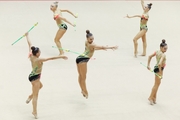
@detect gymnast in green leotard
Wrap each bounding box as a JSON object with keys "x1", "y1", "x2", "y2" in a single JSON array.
[
  {"x1": 126, "y1": 0, "x2": 153, "y2": 57},
  {"x1": 76, "y1": 30, "x2": 118, "y2": 99},
  {"x1": 50, "y1": 1, "x2": 77, "y2": 55},
  {"x1": 25, "y1": 32, "x2": 68, "y2": 119},
  {"x1": 147, "y1": 39, "x2": 168, "y2": 105}
]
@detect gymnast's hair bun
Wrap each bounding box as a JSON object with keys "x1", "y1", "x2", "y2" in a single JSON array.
[
  {"x1": 162, "y1": 39, "x2": 166, "y2": 43},
  {"x1": 86, "y1": 30, "x2": 90, "y2": 34},
  {"x1": 31, "y1": 46, "x2": 35, "y2": 51},
  {"x1": 149, "y1": 3, "x2": 152, "y2": 6}
]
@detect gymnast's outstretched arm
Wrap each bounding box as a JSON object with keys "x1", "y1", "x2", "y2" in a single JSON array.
[
  {"x1": 90, "y1": 44, "x2": 118, "y2": 51},
  {"x1": 60, "y1": 9, "x2": 77, "y2": 18},
  {"x1": 55, "y1": 14, "x2": 76, "y2": 27},
  {"x1": 37, "y1": 55, "x2": 68, "y2": 62},
  {"x1": 126, "y1": 14, "x2": 141, "y2": 18}
]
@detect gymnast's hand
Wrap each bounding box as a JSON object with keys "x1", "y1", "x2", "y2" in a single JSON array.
[
  {"x1": 74, "y1": 15, "x2": 78, "y2": 18},
  {"x1": 60, "y1": 55, "x2": 68, "y2": 60},
  {"x1": 126, "y1": 14, "x2": 130, "y2": 18},
  {"x1": 72, "y1": 24, "x2": 76, "y2": 27},
  {"x1": 111, "y1": 46, "x2": 118, "y2": 50},
  {"x1": 25, "y1": 32, "x2": 29, "y2": 36}
]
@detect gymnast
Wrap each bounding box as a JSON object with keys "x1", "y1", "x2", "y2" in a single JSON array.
[
  {"x1": 126, "y1": 0, "x2": 152, "y2": 57},
  {"x1": 50, "y1": 1, "x2": 77, "y2": 55},
  {"x1": 25, "y1": 32, "x2": 67, "y2": 119},
  {"x1": 76, "y1": 30, "x2": 118, "y2": 99},
  {"x1": 147, "y1": 39, "x2": 167, "y2": 105}
]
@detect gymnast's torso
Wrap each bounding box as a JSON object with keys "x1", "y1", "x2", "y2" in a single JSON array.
[
  {"x1": 29, "y1": 56, "x2": 43, "y2": 75},
  {"x1": 53, "y1": 9, "x2": 64, "y2": 25},
  {"x1": 155, "y1": 50, "x2": 166, "y2": 67},
  {"x1": 140, "y1": 13, "x2": 149, "y2": 25},
  {"x1": 83, "y1": 41, "x2": 95, "y2": 58}
]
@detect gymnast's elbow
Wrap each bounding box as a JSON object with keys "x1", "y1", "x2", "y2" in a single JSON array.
[{"x1": 148, "y1": 55, "x2": 152, "y2": 59}]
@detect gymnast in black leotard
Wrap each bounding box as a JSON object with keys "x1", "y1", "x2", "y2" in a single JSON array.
[
  {"x1": 50, "y1": 1, "x2": 77, "y2": 55},
  {"x1": 24, "y1": 32, "x2": 67, "y2": 119},
  {"x1": 147, "y1": 39, "x2": 167, "y2": 105},
  {"x1": 76, "y1": 30, "x2": 118, "y2": 99}
]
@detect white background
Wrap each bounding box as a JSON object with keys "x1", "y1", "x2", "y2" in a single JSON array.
[{"x1": 0, "y1": 1, "x2": 180, "y2": 120}]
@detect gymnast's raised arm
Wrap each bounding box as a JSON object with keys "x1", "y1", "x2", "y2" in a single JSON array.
[
  {"x1": 141, "y1": 0, "x2": 145, "y2": 11},
  {"x1": 25, "y1": 32, "x2": 32, "y2": 53}
]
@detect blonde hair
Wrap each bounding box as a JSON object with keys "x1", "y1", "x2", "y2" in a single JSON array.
[{"x1": 53, "y1": 1, "x2": 58, "y2": 7}]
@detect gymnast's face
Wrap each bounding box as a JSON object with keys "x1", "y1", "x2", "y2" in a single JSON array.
[
  {"x1": 36, "y1": 50, "x2": 41, "y2": 57},
  {"x1": 161, "y1": 46, "x2": 168, "y2": 53},
  {"x1": 50, "y1": 4, "x2": 56, "y2": 11},
  {"x1": 144, "y1": 6, "x2": 150, "y2": 12},
  {"x1": 87, "y1": 36, "x2": 94, "y2": 44}
]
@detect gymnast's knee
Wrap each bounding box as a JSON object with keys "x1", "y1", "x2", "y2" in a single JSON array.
[
  {"x1": 54, "y1": 38, "x2": 58, "y2": 43},
  {"x1": 133, "y1": 39, "x2": 137, "y2": 43},
  {"x1": 54, "y1": 38, "x2": 61, "y2": 43},
  {"x1": 82, "y1": 75, "x2": 87, "y2": 80}
]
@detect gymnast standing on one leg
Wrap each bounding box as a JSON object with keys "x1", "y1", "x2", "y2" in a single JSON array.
[
  {"x1": 76, "y1": 30, "x2": 118, "y2": 99},
  {"x1": 126, "y1": 0, "x2": 152, "y2": 57},
  {"x1": 147, "y1": 39, "x2": 167, "y2": 105},
  {"x1": 25, "y1": 32, "x2": 68, "y2": 119},
  {"x1": 50, "y1": 1, "x2": 77, "y2": 55}
]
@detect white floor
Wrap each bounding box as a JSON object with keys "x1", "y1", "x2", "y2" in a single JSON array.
[{"x1": 1, "y1": 1, "x2": 180, "y2": 120}]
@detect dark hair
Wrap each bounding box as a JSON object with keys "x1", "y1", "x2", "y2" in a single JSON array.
[
  {"x1": 147, "y1": 3, "x2": 152, "y2": 9},
  {"x1": 160, "y1": 39, "x2": 167, "y2": 47},
  {"x1": 31, "y1": 46, "x2": 39, "y2": 56},
  {"x1": 86, "y1": 30, "x2": 93, "y2": 38}
]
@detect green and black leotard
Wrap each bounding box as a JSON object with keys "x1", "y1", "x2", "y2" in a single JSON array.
[{"x1": 76, "y1": 47, "x2": 90, "y2": 64}]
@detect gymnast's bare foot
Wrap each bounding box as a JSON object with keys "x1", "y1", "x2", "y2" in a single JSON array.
[
  {"x1": 81, "y1": 91, "x2": 85, "y2": 97},
  {"x1": 153, "y1": 98, "x2": 156, "y2": 104},
  {"x1": 32, "y1": 112, "x2": 38, "y2": 119},
  {"x1": 26, "y1": 96, "x2": 32, "y2": 104},
  {"x1": 148, "y1": 98, "x2": 154, "y2": 105},
  {"x1": 140, "y1": 53, "x2": 146, "y2": 56},
  {"x1": 134, "y1": 51, "x2": 138, "y2": 58},
  {"x1": 81, "y1": 91, "x2": 88, "y2": 99},
  {"x1": 134, "y1": 53, "x2": 137, "y2": 58}
]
